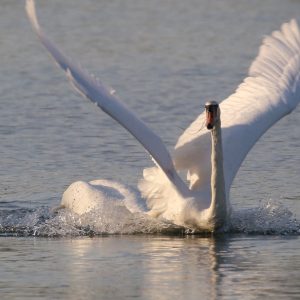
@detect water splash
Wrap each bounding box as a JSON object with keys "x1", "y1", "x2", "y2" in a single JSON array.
[
  {"x1": 0, "y1": 200, "x2": 299, "y2": 237},
  {"x1": 0, "y1": 204, "x2": 184, "y2": 237},
  {"x1": 229, "y1": 201, "x2": 300, "y2": 235}
]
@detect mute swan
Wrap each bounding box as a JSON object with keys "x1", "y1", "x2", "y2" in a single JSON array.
[{"x1": 26, "y1": 0, "x2": 300, "y2": 232}]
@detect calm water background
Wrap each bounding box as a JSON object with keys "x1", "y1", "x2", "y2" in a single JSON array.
[{"x1": 0, "y1": 0, "x2": 300, "y2": 299}]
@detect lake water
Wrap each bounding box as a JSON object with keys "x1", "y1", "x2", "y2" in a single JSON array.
[{"x1": 0, "y1": 0, "x2": 300, "y2": 299}]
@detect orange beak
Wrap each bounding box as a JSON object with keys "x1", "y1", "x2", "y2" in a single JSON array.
[
  {"x1": 206, "y1": 110, "x2": 215, "y2": 130},
  {"x1": 205, "y1": 101, "x2": 219, "y2": 130}
]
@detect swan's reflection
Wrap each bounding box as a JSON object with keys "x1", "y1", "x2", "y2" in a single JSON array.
[
  {"x1": 47, "y1": 235, "x2": 300, "y2": 299},
  {"x1": 61, "y1": 236, "x2": 231, "y2": 300},
  {"x1": 137, "y1": 236, "x2": 224, "y2": 300}
]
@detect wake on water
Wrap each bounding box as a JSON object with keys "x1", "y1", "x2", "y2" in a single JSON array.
[{"x1": 0, "y1": 195, "x2": 299, "y2": 237}]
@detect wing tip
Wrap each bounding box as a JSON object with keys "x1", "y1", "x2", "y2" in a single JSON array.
[
  {"x1": 249, "y1": 18, "x2": 300, "y2": 77},
  {"x1": 287, "y1": 18, "x2": 299, "y2": 31},
  {"x1": 25, "y1": 0, "x2": 40, "y2": 33}
]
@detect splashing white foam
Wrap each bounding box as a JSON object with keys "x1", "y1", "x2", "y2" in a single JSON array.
[
  {"x1": 0, "y1": 199, "x2": 299, "y2": 236},
  {"x1": 229, "y1": 201, "x2": 300, "y2": 235}
]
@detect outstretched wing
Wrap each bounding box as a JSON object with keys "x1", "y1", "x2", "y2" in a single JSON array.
[
  {"x1": 26, "y1": 0, "x2": 190, "y2": 197},
  {"x1": 174, "y1": 19, "x2": 300, "y2": 193}
]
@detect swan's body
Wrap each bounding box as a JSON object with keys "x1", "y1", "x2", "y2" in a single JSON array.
[
  {"x1": 26, "y1": 0, "x2": 300, "y2": 231},
  {"x1": 61, "y1": 179, "x2": 146, "y2": 215}
]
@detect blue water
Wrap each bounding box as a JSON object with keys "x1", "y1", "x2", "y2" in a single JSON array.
[{"x1": 0, "y1": 0, "x2": 300, "y2": 299}]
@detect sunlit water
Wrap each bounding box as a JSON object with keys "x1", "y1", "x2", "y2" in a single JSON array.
[{"x1": 0, "y1": 0, "x2": 300, "y2": 299}]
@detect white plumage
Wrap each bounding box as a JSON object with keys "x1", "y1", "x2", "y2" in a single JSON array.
[
  {"x1": 26, "y1": 0, "x2": 300, "y2": 231},
  {"x1": 174, "y1": 19, "x2": 300, "y2": 193}
]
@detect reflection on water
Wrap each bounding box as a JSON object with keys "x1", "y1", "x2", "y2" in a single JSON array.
[
  {"x1": 138, "y1": 237, "x2": 221, "y2": 300},
  {"x1": 0, "y1": 236, "x2": 299, "y2": 299}
]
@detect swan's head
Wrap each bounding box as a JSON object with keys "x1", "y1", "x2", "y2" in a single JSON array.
[{"x1": 205, "y1": 101, "x2": 220, "y2": 130}]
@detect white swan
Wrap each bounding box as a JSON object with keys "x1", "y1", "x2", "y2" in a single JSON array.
[{"x1": 26, "y1": 0, "x2": 300, "y2": 232}]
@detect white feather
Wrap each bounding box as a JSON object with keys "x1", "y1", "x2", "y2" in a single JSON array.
[
  {"x1": 174, "y1": 19, "x2": 300, "y2": 195},
  {"x1": 26, "y1": 0, "x2": 190, "y2": 199},
  {"x1": 26, "y1": 0, "x2": 300, "y2": 230}
]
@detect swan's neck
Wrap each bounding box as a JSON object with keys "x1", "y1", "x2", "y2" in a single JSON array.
[{"x1": 208, "y1": 121, "x2": 227, "y2": 229}]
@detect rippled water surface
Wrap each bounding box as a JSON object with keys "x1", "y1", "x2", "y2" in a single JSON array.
[{"x1": 0, "y1": 0, "x2": 300, "y2": 299}]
